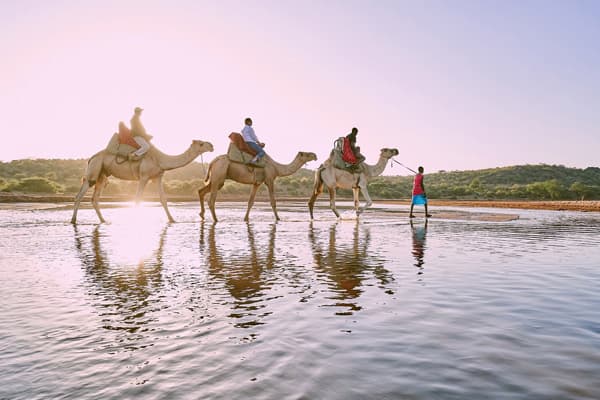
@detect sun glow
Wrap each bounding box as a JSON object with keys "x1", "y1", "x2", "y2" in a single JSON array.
[{"x1": 103, "y1": 204, "x2": 167, "y2": 266}]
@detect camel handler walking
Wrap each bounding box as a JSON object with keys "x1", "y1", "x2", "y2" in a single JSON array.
[
  {"x1": 129, "y1": 107, "x2": 153, "y2": 161},
  {"x1": 409, "y1": 166, "x2": 432, "y2": 218}
]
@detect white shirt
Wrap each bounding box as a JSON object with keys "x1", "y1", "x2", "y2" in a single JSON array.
[{"x1": 241, "y1": 124, "x2": 259, "y2": 143}]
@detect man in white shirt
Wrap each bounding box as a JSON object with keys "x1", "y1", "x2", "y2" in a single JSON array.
[
  {"x1": 241, "y1": 117, "x2": 265, "y2": 165},
  {"x1": 129, "y1": 107, "x2": 153, "y2": 161}
]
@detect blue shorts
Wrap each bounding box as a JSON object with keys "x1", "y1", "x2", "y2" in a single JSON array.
[{"x1": 412, "y1": 194, "x2": 428, "y2": 205}]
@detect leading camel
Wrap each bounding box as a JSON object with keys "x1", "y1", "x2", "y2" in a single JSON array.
[
  {"x1": 71, "y1": 140, "x2": 214, "y2": 224},
  {"x1": 308, "y1": 147, "x2": 399, "y2": 219},
  {"x1": 198, "y1": 151, "x2": 317, "y2": 222}
]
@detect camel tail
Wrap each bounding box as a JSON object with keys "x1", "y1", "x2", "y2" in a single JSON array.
[
  {"x1": 88, "y1": 150, "x2": 103, "y2": 164},
  {"x1": 204, "y1": 162, "x2": 213, "y2": 184},
  {"x1": 313, "y1": 165, "x2": 324, "y2": 194}
]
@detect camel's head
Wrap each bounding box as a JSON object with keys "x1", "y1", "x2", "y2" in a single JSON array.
[
  {"x1": 192, "y1": 140, "x2": 214, "y2": 154},
  {"x1": 381, "y1": 148, "x2": 399, "y2": 159},
  {"x1": 298, "y1": 151, "x2": 318, "y2": 163}
]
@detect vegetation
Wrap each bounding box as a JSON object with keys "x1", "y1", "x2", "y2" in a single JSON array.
[{"x1": 1, "y1": 159, "x2": 599, "y2": 200}]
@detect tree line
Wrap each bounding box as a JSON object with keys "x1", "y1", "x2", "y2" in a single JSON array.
[{"x1": 1, "y1": 159, "x2": 599, "y2": 200}]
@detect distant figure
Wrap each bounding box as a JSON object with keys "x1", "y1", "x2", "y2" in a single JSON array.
[
  {"x1": 409, "y1": 166, "x2": 432, "y2": 218},
  {"x1": 241, "y1": 117, "x2": 266, "y2": 165},
  {"x1": 129, "y1": 107, "x2": 153, "y2": 161},
  {"x1": 345, "y1": 127, "x2": 365, "y2": 165}
]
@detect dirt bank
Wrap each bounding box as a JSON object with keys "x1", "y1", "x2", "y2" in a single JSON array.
[{"x1": 377, "y1": 199, "x2": 600, "y2": 212}]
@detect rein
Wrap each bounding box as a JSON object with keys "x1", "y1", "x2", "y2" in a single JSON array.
[{"x1": 391, "y1": 158, "x2": 417, "y2": 174}]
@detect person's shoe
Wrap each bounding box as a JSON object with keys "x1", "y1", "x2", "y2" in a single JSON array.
[{"x1": 409, "y1": 214, "x2": 415, "y2": 218}]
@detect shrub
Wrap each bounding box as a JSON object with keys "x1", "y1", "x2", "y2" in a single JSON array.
[{"x1": 3, "y1": 177, "x2": 64, "y2": 193}]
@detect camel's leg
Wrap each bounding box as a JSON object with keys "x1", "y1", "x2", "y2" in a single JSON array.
[
  {"x1": 244, "y1": 184, "x2": 260, "y2": 222},
  {"x1": 208, "y1": 183, "x2": 222, "y2": 222},
  {"x1": 71, "y1": 179, "x2": 90, "y2": 224},
  {"x1": 198, "y1": 183, "x2": 211, "y2": 220},
  {"x1": 135, "y1": 178, "x2": 149, "y2": 204},
  {"x1": 353, "y1": 186, "x2": 361, "y2": 216},
  {"x1": 357, "y1": 180, "x2": 373, "y2": 215},
  {"x1": 156, "y1": 175, "x2": 175, "y2": 223},
  {"x1": 308, "y1": 175, "x2": 324, "y2": 220},
  {"x1": 265, "y1": 181, "x2": 280, "y2": 221},
  {"x1": 91, "y1": 175, "x2": 107, "y2": 223},
  {"x1": 328, "y1": 187, "x2": 340, "y2": 218}
]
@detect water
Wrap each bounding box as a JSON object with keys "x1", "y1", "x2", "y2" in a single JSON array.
[{"x1": 1, "y1": 201, "x2": 599, "y2": 400}]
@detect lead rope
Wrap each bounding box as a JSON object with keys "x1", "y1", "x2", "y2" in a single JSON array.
[{"x1": 391, "y1": 158, "x2": 417, "y2": 174}]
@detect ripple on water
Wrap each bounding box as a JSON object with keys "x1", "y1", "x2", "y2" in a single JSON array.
[{"x1": 1, "y1": 203, "x2": 600, "y2": 399}]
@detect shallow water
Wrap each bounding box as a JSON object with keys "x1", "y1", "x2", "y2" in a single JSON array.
[{"x1": 1, "y1": 201, "x2": 599, "y2": 400}]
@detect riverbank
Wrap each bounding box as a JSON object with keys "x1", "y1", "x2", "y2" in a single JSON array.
[
  {"x1": 1, "y1": 193, "x2": 599, "y2": 212},
  {"x1": 378, "y1": 199, "x2": 600, "y2": 212}
]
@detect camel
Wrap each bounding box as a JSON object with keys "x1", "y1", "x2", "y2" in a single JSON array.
[
  {"x1": 308, "y1": 147, "x2": 399, "y2": 219},
  {"x1": 71, "y1": 140, "x2": 214, "y2": 224},
  {"x1": 198, "y1": 151, "x2": 317, "y2": 222}
]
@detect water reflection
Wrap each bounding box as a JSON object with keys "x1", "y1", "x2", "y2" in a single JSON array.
[
  {"x1": 200, "y1": 222, "x2": 276, "y2": 329},
  {"x1": 73, "y1": 224, "x2": 168, "y2": 350},
  {"x1": 308, "y1": 221, "x2": 393, "y2": 315},
  {"x1": 410, "y1": 219, "x2": 428, "y2": 275}
]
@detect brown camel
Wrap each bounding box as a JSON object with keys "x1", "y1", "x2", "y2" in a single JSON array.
[
  {"x1": 71, "y1": 140, "x2": 214, "y2": 224},
  {"x1": 198, "y1": 151, "x2": 317, "y2": 222},
  {"x1": 308, "y1": 147, "x2": 399, "y2": 219}
]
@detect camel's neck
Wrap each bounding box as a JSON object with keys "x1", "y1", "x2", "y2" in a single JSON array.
[
  {"x1": 265, "y1": 154, "x2": 305, "y2": 177},
  {"x1": 153, "y1": 145, "x2": 198, "y2": 171},
  {"x1": 364, "y1": 156, "x2": 390, "y2": 177}
]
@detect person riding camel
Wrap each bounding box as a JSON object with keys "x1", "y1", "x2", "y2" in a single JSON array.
[
  {"x1": 241, "y1": 117, "x2": 266, "y2": 166},
  {"x1": 129, "y1": 107, "x2": 153, "y2": 161},
  {"x1": 346, "y1": 127, "x2": 365, "y2": 163},
  {"x1": 342, "y1": 127, "x2": 365, "y2": 171}
]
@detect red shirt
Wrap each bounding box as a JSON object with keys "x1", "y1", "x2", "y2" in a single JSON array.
[{"x1": 412, "y1": 173, "x2": 424, "y2": 195}]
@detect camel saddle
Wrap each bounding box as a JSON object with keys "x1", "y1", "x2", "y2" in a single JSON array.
[
  {"x1": 331, "y1": 137, "x2": 362, "y2": 172},
  {"x1": 227, "y1": 132, "x2": 266, "y2": 167},
  {"x1": 105, "y1": 122, "x2": 143, "y2": 159}
]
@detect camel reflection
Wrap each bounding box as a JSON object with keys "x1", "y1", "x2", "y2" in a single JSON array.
[
  {"x1": 308, "y1": 221, "x2": 392, "y2": 315},
  {"x1": 411, "y1": 219, "x2": 427, "y2": 274},
  {"x1": 200, "y1": 221, "x2": 276, "y2": 329},
  {"x1": 73, "y1": 223, "x2": 167, "y2": 348}
]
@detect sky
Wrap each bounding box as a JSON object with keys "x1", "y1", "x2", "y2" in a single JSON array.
[{"x1": 1, "y1": 0, "x2": 599, "y2": 175}]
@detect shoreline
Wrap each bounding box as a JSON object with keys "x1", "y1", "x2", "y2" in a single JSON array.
[
  {"x1": 378, "y1": 199, "x2": 600, "y2": 212},
  {"x1": 1, "y1": 193, "x2": 599, "y2": 212}
]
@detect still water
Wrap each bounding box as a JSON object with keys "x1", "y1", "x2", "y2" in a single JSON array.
[{"x1": 1, "y1": 201, "x2": 599, "y2": 400}]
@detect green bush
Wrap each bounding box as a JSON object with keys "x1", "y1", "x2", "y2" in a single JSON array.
[{"x1": 3, "y1": 177, "x2": 64, "y2": 193}]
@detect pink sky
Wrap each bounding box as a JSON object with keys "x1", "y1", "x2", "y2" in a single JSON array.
[{"x1": 1, "y1": 0, "x2": 599, "y2": 175}]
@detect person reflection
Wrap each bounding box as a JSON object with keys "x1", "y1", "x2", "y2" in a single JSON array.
[
  {"x1": 73, "y1": 224, "x2": 167, "y2": 348},
  {"x1": 200, "y1": 221, "x2": 276, "y2": 329},
  {"x1": 410, "y1": 219, "x2": 427, "y2": 275},
  {"x1": 308, "y1": 221, "x2": 392, "y2": 315}
]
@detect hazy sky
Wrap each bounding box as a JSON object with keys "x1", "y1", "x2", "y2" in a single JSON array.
[{"x1": 1, "y1": 0, "x2": 599, "y2": 175}]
